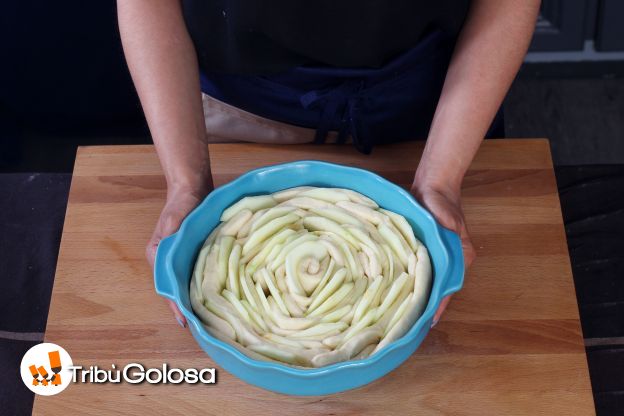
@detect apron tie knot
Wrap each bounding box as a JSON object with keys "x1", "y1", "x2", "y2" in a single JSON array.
[{"x1": 299, "y1": 80, "x2": 367, "y2": 150}]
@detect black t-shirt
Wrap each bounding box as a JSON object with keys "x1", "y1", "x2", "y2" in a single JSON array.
[{"x1": 182, "y1": 0, "x2": 470, "y2": 75}]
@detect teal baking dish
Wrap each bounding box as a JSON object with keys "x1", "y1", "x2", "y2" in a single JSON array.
[{"x1": 154, "y1": 160, "x2": 464, "y2": 395}]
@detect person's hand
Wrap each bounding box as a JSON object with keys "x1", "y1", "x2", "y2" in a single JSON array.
[
  {"x1": 410, "y1": 182, "x2": 476, "y2": 326},
  {"x1": 146, "y1": 185, "x2": 210, "y2": 328}
]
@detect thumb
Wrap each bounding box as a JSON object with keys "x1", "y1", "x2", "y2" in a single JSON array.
[
  {"x1": 432, "y1": 296, "x2": 451, "y2": 327},
  {"x1": 146, "y1": 205, "x2": 187, "y2": 267},
  {"x1": 147, "y1": 207, "x2": 190, "y2": 328},
  {"x1": 146, "y1": 236, "x2": 159, "y2": 269},
  {"x1": 458, "y1": 220, "x2": 476, "y2": 269},
  {"x1": 168, "y1": 300, "x2": 187, "y2": 328}
]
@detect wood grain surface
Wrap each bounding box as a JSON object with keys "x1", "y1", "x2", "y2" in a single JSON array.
[{"x1": 34, "y1": 139, "x2": 595, "y2": 415}]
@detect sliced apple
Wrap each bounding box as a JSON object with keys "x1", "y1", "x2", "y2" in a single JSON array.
[{"x1": 221, "y1": 195, "x2": 276, "y2": 222}]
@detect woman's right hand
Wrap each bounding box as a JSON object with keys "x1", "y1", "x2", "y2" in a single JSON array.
[{"x1": 146, "y1": 185, "x2": 210, "y2": 328}]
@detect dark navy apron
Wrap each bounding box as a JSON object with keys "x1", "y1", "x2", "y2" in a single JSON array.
[{"x1": 200, "y1": 30, "x2": 504, "y2": 154}]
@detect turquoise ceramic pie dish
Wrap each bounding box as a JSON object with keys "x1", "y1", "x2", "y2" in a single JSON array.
[{"x1": 155, "y1": 160, "x2": 464, "y2": 395}]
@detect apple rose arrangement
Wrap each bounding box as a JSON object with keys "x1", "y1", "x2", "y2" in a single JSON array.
[{"x1": 189, "y1": 187, "x2": 432, "y2": 368}]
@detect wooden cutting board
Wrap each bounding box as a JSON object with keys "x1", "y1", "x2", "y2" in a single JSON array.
[{"x1": 33, "y1": 139, "x2": 595, "y2": 415}]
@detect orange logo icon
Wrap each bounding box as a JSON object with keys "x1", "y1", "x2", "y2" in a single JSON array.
[
  {"x1": 21, "y1": 343, "x2": 73, "y2": 395},
  {"x1": 28, "y1": 350, "x2": 63, "y2": 387}
]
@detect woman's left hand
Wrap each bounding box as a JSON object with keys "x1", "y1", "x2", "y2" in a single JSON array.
[{"x1": 410, "y1": 182, "x2": 476, "y2": 326}]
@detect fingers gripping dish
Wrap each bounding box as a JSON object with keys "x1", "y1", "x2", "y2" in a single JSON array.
[{"x1": 189, "y1": 186, "x2": 432, "y2": 368}]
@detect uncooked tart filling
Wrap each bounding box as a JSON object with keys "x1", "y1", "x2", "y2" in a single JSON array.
[{"x1": 190, "y1": 186, "x2": 432, "y2": 367}]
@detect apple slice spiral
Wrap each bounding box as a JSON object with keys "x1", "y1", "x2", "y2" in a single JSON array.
[{"x1": 190, "y1": 186, "x2": 432, "y2": 367}]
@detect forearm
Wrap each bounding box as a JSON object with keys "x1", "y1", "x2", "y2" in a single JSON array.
[
  {"x1": 414, "y1": 0, "x2": 540, "y2": 194},
  {"x1": 118, "y1": 0, "x2": 212, "y2": 195}
]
